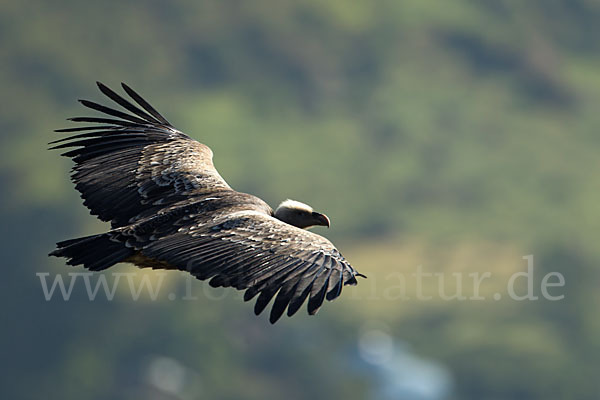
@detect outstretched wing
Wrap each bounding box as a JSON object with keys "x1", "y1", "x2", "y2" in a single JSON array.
[
  {"x1": 50, "y1": 82, "x2": 232, "y2": 228},
  {"x1": 120, "y1": 209, "x2": 363, "y2": 323}
]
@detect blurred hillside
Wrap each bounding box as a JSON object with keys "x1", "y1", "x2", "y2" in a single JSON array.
[{"x1": 1, "y1": 1, "x2": 599, "y2": 399}]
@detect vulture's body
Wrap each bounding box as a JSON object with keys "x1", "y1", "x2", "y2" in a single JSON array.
[{"x1": 50, "y1": 82, "x2": 363, "y2": 323}]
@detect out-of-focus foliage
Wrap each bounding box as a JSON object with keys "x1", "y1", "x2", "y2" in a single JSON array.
[{"x1": 1, "y1": 0, "x2": 599, "y2": 399}]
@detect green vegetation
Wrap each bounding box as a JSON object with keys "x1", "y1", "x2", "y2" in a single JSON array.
[{"x1": 1, "y1": 1, "x2": 598, "y2": 399}]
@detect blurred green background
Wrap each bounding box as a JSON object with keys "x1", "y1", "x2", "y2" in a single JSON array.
[{"x1": 2, "y1": 0, "x2": 599, "y2": 399}]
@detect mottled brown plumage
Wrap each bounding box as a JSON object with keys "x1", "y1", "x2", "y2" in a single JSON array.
[{"x1": 49, "y1": 82, "x2": 364, "y2": 323}]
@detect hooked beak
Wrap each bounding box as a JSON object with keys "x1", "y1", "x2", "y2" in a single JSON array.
[{"x1": 312, "y1": 212, "x2": 330, "y2": 228}]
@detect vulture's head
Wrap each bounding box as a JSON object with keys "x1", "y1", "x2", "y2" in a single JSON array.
[{"x1": 274, "y1": 199, "x2": 330, "y2": 229}]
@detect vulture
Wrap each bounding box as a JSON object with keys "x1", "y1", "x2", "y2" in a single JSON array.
[{"x1": 49, "y1": 82, "x2": 364, "y2": 323}]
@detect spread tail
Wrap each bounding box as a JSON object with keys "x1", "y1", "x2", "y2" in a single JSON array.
[{"x1": 49, "y1": 233, "x2": 133, "y2": 271}]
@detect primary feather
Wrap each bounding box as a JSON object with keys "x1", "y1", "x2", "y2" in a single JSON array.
[{"x1": 49, "y1": 82, "x2": 364, "y2": 323}]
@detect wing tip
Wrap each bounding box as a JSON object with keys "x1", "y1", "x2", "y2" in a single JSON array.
[{"x1": 269, "y1": 312, "x2": 283, "y2": 324}]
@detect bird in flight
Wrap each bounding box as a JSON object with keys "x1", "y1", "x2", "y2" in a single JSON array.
[{"x1": 50, "y1": 82, "x2": 364, "y2": 323}]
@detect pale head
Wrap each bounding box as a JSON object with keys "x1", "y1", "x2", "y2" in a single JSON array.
[{"x1": 273, "y1": 199, "x2": 330, "y2": 229}]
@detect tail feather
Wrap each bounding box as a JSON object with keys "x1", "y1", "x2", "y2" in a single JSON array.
[{"x1": 50, "y1": 233, "x2": 133, "y2": 271}]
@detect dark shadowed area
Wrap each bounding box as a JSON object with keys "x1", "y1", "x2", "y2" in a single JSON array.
[{"x1": 1, "y1": 1, "x2": 599, "y2": 399}]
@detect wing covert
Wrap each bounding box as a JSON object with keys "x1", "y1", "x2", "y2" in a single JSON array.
[
  {"x1": 50, "y1": 82, "x2": 231, "y2": 227},
  {"x1": 134, "y1": 210, "x2": 363, "y2": 323}
]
